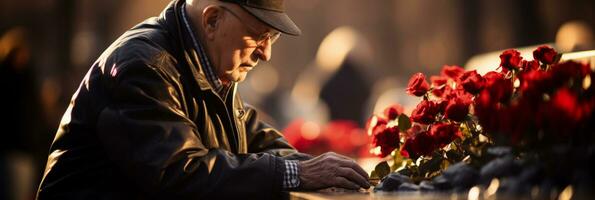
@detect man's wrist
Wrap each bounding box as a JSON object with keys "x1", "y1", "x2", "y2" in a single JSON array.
[{"x1": 283, "y1": 160, "x2": 300, "y2": 189}]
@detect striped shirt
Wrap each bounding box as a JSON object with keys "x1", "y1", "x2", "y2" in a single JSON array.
[{"x1": 181, "y1": 3, "x2": 224, "y2": 94}]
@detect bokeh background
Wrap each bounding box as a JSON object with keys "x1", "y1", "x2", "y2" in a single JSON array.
[{"x1": 0, "y1": 0, "x2": 593, "y2": 199}]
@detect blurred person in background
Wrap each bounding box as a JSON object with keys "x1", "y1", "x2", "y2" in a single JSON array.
[
  {"x1": 36, "y1": 0, "x2": 369, "y2": 199},
  {"x1": 1, "y1": 27, "x2": 51, "y2": 200}
]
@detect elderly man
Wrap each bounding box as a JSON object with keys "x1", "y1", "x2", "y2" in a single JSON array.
[{"x1": 36, "y1": 0, "x2": 369, "y2": 199}]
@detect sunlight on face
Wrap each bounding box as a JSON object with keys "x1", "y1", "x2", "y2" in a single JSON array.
[{"x1": 212, "y1": 5, "x2": 276, "y2": 84}]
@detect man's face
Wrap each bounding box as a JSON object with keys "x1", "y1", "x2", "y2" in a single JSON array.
[{"x1": 209, "y1": 5, "x2": 279, "y2": 83}]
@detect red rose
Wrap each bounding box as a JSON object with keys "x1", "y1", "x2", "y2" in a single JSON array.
[
  {"x1": 475, "y1": 90, "x2": 499, "y2": 132},
  {"x1": 371, "y1": 124, "x2": 400, "y2": 157},
  {"x1": 406, "y1": 73, "x2": 430, "y2": 96},
  {"x1": 539, "y1": 88, "x2": 581, "y2": 136},
  {"x1": 519, "y1": 69, "x2": 551, "y2": 100},
  {"x1": 401, "y1": 131, "x2": 436, "y2": 158},
  {"x1": 521, "y1": 60, "x2": 540, "y2": 71},
  {"x1": 442, "y1": 85, "x2": 472, "y2": 102},
  {"x1": 366, "y1": 115, "x2": 387, "y2": 136},
  {"x1": 444, "y1": 97, "x2": 471, "y2": 122},
  {"x1": 533, "y1": 45, "x2": 558, "y2": 64},
  {"x1": 550, "y1": 88, "x2": 581, "y2": 122},
  {"x1": 430, "y1": 76, "x2": 448, "y2": 97},
  {"x1": 431, "y1": 75, "x2": 448, "y2": 86},
  {"x1": 550, "y1": 61, "x2": 591, "y2": 87},
  {"x1": 410, "y1": 100, "x2": 440, "y2": 124},
  {"x1": 383, "y1": 104, "x2": 405, "y2": 120},
  {"x1": 483, "y1": 71, "x2": 513, "y2": 103},
  {"x1": 499, "y1": 49, "x2": 523, "y2": 70},
  {"x1": 441, "y1": 65, "x2": 465, "y2": 80},
  {"x1": 429, "y1": 123, "x2": 462, "y2": 148},
  {"x1": 436, "y1": 100, "x2": 449, "y2": 114},
  {"x1": 505, "y1": 99, "x2": 535, "y2": 142},
  {"x1": 460, "y1": 70, "x2": 485, "y2": 94},
  {"x1": 433, "y1": 85, "x2": 449, "y2": 99},
  {"x1": 483, "y1": 71, "x2": 504, "y2": 85}
]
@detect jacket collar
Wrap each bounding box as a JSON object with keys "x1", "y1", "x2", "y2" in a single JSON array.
[{"x1": 158, "y1": 0, "x2": 227, "y2": 93}]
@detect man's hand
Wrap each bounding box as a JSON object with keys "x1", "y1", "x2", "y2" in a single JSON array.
[{"x1": 297, "y1": 152, "x2": 370, "y2": 190}]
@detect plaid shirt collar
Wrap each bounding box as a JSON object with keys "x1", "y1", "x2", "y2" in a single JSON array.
[{"x1": 181, "y1": 2, "x2": 226, "y2": 94}]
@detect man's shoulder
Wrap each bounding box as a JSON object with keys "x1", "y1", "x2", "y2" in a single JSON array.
[{"x1": 96, "y1": 18, "x2": 181, "y2": 78}]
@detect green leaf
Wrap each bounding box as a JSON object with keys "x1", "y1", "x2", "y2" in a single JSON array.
[
  {"x1": 398, "y1": 114, "x2": 412, "y2": 132},
  {"x1": 391, "y1": 150, "x2": 412, "y2": 172},
  {"x1": 370, "y1": 170, "x2": 378, "y2": 179},
  {"x1": 371, "y1": 161, "x2": 391, "y2": 180}
]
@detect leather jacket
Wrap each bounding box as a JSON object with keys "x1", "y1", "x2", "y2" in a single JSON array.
[{"x1": 37, "y1": 1, "x2": 310, "y2": 199}]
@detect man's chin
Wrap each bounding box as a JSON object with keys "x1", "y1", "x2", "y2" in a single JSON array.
[{"x1": 225, "y1": 73, "x2": 247, "y2": 83}]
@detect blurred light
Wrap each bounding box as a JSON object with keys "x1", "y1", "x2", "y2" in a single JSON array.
[
  {"x1": 349, "y1": 129, "x2": 368, "y2": 146},
  {"x1": 484, "y1": 178, "x2": 499, "y2": 199},
  {"x1": 372, "y1": 87, "x2": 418, "y2": 116},
  {"x1": 0, "y1": 27, "x2": 30, "y2": 68},
  {"x1": 367, "y1": 116, "x2": 378, "y2": 136},
  {"x1": 561, "y1": 50, "x2": 595, "y2": 60},
  {"x1": 531, "y1": 186, "x2": 540, "y2": 199},
  {"x1": 417, "y1": 36, "x2": 448, "y2": 70},
  {"x1": 71, "y1": 30, "x2": 96, "y2": 67},
  {"x1": 561, "y1": 50, "x2": 595, "y2": 71},
  {"x1": 556, "y1": 21, "x2": 594, "y2": 52},
  {"x1": 280, "y1": 91, "x2": 330, "y2": 127},
  {"x1": 583, "y1": 74, "x2": 591, "y2": 90},
  {"x1": 479, "y1": 134, "x2": 489, "y2": 143},
  {"x1": 41, "y1": 78, "x2": 61, "y2": 113},
  {"x1": 301, "y1": 121, "x2": 321, "y2": 140},
  {"x1": 370, "y1": 146, "x2": 382, "y2": 156},
  {"x1": 291, "y1": 76, "x2": 321, "y2": 108},
  {"x1": 357, "y1": 157, "x2": 382, "y2": 174},
  {"x1": 0, "y1": 28, "x2": 22, "y2": 60},
  {"x1": 315, "y1": 26, "x2": 357, "y2": 73},
  {"x1": 249, "y1": 63, "x2": 279, "y2": 95},
  {"x1": 558, "y1": 185, "x2": 573, "y2": 200},
  {"x1": 468, "y1": 186, "x2": 481, "y2": 200},
  {"x1": 514, "y1": 79, "x2": 520, "y2": 88}
]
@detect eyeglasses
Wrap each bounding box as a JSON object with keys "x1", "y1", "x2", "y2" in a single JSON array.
[{"x1": 219, "y1": 6, "x2": 281, "y2": 47}]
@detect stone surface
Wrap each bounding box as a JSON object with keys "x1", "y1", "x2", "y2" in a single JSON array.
[
  {"x1": 441, "y1": 162, "x2": 479, "y2": 191},
  {"x1": 374, "y1": 173, "x2": 412, "y2": 191},
  {"x1": 430, "y1": 175, "x2": 452, "y2": 191},
  {"x1": 419, "y1": 180, "x2": 436, "y2": 191},
  {"x1": 486, "y1": 146, "x2": 513, "y2": 157},
  {"x1": 479, "y1": 155, "x2": 521, "y2": 184},
  {"x1": 398, "y1": 182, "x2": 420, "y2": 191}
]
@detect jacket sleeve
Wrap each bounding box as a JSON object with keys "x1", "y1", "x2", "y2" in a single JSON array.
[
  {"x1": 96, "y1": 61, "x2": 286, "y2": 199},
  {"x1": 244, "y1": 106, "x2": 313, "y2": 161}
]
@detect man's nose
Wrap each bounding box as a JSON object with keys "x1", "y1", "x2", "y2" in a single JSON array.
[{"x1": 254, "y1": 40, "x2": 272, "y2": 61}]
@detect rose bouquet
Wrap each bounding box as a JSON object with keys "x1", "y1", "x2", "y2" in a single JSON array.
[
  {"x1": 369, "y1": 46, "x2": 595, "y2": 196},
  {"x1": 475, "y1": 47, "x2": 595, "y2": 148},
  {"x1": 368, "y1": 65, "x2": 489, "y2": 182}
]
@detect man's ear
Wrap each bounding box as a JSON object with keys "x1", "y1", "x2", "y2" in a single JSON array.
[{"x1": 202, "y1": 6, "x2": 222, "y2": 40}]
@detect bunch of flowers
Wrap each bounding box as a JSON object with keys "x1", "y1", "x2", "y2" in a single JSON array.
[
  {"x1": 475, "y1": 46, "x2": 595, "y2": 148},
  {"x1": 368, "y1": 65, "x2": 488, "y2": 180},
  {"x1": 368, "y1": 45, "x2": 595, "y2": 182}
]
